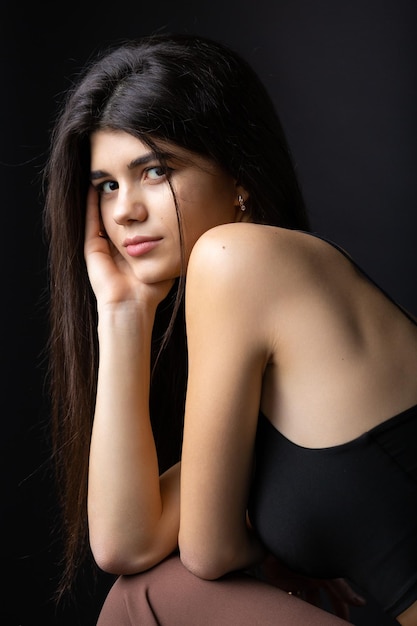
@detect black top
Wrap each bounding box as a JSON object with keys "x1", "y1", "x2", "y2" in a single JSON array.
[
  {"x1": 249, "y1": 405, "x2": 417, "y2": 616},
  {"x1": 248, "y1": 233, "x2": 417, "y2": 617}
]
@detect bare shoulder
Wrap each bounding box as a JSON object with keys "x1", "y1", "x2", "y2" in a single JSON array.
[
  {"x1": 187, "y1": 223, "x2": 339, "y2": 294},
  {"x1": 184, "y1": 224, "x2": 350, "y2": 371}
]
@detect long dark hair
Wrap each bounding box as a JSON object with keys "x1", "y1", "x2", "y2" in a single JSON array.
[{"x1": 43, "y1": 32, "x2": 310, "y2": 600}]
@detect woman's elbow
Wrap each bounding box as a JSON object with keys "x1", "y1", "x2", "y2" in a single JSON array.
[
  {"x1": 90, "y1": 533, "x2": 168, "y2": 576},
  {"x1": 90, "y1": 539, "x2": 141, "y2": 575},
  {"x1": 179, "y1": 539, "x2": 229, "y2": 580}
]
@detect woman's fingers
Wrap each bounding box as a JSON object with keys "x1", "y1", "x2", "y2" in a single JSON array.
[{"x1": 85, "y1": 186, "x2": 108, "y2": 251}]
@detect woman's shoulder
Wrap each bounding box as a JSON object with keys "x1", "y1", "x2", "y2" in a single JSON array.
[
  {"x1": 188, "y1": 223, "x2": 338, "y2": 286},
  {"x1": 191, "y1": 222, "x2": 337, "y2": 254},
  {"x1": 185, "y1": 224, "x2": 351, "y2": 350}
]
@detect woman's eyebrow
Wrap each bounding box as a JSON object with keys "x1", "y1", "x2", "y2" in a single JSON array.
[
  {"x1": 128, "y1": 150, "x2": 182, "y2": 169},
  {"x1": 127, "y1": 152, "x2": 158, "y2": 170}
]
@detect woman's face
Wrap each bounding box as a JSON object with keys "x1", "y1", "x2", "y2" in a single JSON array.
[{"x1": 90, "y1": 130, "x2": 244, "y2": 284}]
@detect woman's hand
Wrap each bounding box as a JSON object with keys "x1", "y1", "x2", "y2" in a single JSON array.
[
  {"x1": 258, "y1": 554, "x2": 366, "y2": 621},
  {"x1": 84, "y1": 185, "x2": 173, "y2": 310}
]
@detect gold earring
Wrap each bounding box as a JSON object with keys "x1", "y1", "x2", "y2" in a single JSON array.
[{"x1": 238, "y1": 194, "x2": 246, "y2": 211}]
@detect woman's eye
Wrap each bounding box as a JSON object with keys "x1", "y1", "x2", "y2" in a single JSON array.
[
  {"x1": 146, "y1": 166, "x2": 168, "y2": 180},
  {"x1": 98, "y1": 180, "x2": 118, "y2": 194}
]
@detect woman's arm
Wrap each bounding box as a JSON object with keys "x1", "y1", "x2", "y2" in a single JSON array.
[
  {"x1": 88, "y1": 306, "x2": 180, "y2": 574},
  {"x1": 179, "y1": 225, "x2": 271, "y2": 579},
  {"x1": 85, "y1": 188, "x2": 179, "y2": 574}
]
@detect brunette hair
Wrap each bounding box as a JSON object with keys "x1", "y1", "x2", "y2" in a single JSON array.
[{"x1": 43, "y1": 32, "x2": 310, "y2": 599}]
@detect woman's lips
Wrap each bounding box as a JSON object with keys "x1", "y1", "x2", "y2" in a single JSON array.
[{"x1": 123, "y1": 236, "x2": 161, "y2": 257}]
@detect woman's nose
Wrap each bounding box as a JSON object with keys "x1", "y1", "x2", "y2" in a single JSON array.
[{"x1": 113, "y1": 188, "x2": 149, "y2": 225}]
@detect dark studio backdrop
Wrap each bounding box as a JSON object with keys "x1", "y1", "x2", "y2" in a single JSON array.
[{"x1": 1, "y1": 1, "x2": 416, "y2": 624}]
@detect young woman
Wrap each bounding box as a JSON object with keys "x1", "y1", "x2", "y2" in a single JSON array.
[{"x1": 43, "y1": 33, "x2": 417, "y2": 625}]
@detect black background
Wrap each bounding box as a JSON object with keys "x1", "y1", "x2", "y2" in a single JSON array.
[{"x1": 1, "y1": 1, "x2": 415, "y2": 624}]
